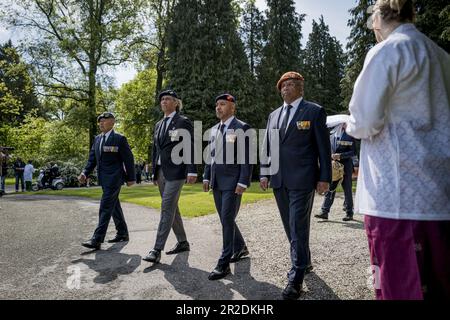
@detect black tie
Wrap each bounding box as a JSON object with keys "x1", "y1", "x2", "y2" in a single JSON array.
[
  {"x1": 159, "y1": 117, "x2": 170, "y2": 143},
  {"x1": 217, "y1": 124, "x2": 226, "y2": 164},
  {"x1": 280, "y1": 105, "x2": 292, "y2": 140},
  {"x1": 99, "y1": 134, "x2": 106, "y2": 155}
]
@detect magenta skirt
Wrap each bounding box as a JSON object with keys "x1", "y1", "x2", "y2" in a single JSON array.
[{"x1": 364, "y1": 215, "x2": 450, "y2": 300}]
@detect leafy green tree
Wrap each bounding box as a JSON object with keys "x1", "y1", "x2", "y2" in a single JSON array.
[
  {"x1": 1, "y1": 0, "x2": 147, "y2": 147},
  {"x1": 9, "y1": 115, "x2": 88, "y2": 166},
  {"x1": 0, "y1": 41, "x2": 40, "y2": 143},
  {"x1": 115, "y1": 68, "x2": 157, "y2": 162}
]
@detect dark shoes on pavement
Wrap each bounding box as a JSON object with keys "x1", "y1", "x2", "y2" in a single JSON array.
[
  {"x1": 107, "y1": 235, "x2": 129, "y2": 243},
  {"x1": 208, "y1": 265, "x2": 231, "y2": 281},
  {"x1": 282, "y1": 283, "x2": 302, "y2": 300},
  {"x1": 343, "y1": 215, "x2": 354, "y2": 221},
  {"x1": 142, "y1": 241, "x2": 189, "y2": 263},
  {"x1": 143, "y1": 249, "x2": 161, "y2": 263},
  {"x1": 166, "y1": 241, "x2": 190, "y2": 255},
  {"x1": 314, "y1": 212, "x2": 329, "y2": 220},
  {"x1": 81, "y1": 239, "x2": 101, "y2": 250},
  {"x1": 230, "y1": 246, "x2": 249, "y2": 263}
]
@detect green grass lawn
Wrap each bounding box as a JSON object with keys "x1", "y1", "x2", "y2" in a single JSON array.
[
  {"x1": 34, "y1": 183, "x2": 275, "y2": 217},
  {"x1": 5, "y1": 178, "x2": 15, "y2": 186},
  {"x1": 29, "y1": 180, "x2": 357, "y2": 218}
]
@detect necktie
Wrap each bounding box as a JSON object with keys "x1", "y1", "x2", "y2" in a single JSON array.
[
  {"x1": 280, "y1": 105, "x2": 292, "y2": 140},
  {"x1": 99, "y1": 134, "x2": 106, "y2": 155},
  {"x1": 216, "y1": 123, "x2": 226, "y2": 164},
  {"x1": 159, "y1": 117, "x2": 170, "y2": 143}
]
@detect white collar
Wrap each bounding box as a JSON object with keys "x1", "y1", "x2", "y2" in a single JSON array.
[
  {"x1": 220, "y1": 115, "x2": 235, "y2": 128},
  {"x1": 164, "y1": 111, "x2": 177, "y2": 120},
  {"x1": 283, "y1": 97, "x2": 303, "y2": 110},
  {"x1": 101, "y1": 129, "x2": 113, "y2": 140}
]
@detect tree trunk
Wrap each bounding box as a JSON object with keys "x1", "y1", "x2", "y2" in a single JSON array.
[{"x1": 88, "y1": 0, "x2": 99, "y2": 148}]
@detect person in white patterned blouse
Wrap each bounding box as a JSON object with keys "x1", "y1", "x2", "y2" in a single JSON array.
[{"x1": 346, "y1": 0, "x2": 450, "y2": 300}]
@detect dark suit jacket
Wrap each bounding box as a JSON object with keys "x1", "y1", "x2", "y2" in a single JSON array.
[
  {"x1": 261, "y1": 99, "x2": 332, "y2": 190},
  {"x1": 151, "y1": 112, "x2": 197, "y2": 181},
  {"x1": 203, "y1": 117, "x2": 252, "y2": 191},
  {"x1": 331, "y1": 130, "x2": 356, "y2": 166},
  {"x1": 83, "y1": 130, "x2": 135, "y2": 187}
]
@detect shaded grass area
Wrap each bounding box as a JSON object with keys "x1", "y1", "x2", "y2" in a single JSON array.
[{"x1": 34, "y1": 183, "x2": 275, "y2": 217}]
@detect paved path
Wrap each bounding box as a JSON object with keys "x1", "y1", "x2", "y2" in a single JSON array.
[{"x1": 0, "y1": 192, "x2": 373, "y2": 300}]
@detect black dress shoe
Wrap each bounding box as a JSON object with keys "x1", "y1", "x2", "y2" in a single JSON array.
[
  {"x1": 81, "y1": 239, "x2": 101, "y2": 250},
  {"x1": 342, "y1": 215, "x2": 353, "y2": 221},
  {"x1": 107, "y1": 235, "x2": 129, "y2": 243},
  {"x1": 166, "y1": 241, "x2": 190, "y2": 255},
  {"x1": 230, "y1": 246, "x2": 249, "y2": 263},
  {"x1": 314, "y1": 212, "x2": 328, "y2": 220},
  {"x1": 282, "y1": 283, "x2": 302, "y2": 300},
  {"x1": 143, "y1": 249, "x2": 161, "y2": 263},
  {"x1": 208, "y1": 265, "x2": 231, "y2": 280}
]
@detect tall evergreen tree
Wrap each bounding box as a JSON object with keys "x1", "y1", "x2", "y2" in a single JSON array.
[
  {"x1": 340, "y1": 0, "x2": 377, "y2": 110},
  {"x1": 303, "y1": 17, "x2": 345, "y2": 114},
  {"x1": 240, "y1": 0, "x2": 265, "y2": 75},
  {"x1": 256, "y1": 0, "x2": 305, "y2": 121},
  {"x1": 415, "y1": 0, "x2": 450, "y2": 52},
  {"x1": 167, "y1": 0, "x2": 254, "y2": 130}
]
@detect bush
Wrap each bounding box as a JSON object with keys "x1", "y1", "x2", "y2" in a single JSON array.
[{"x1": 37, "y1": 160, "x2": 97, "y2": 187}]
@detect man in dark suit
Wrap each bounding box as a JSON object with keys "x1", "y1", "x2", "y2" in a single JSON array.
[
  {"x1": 78, "y1": 112, "x2": 136, "y2": 250},
  {"x1": 143, "y1": 90, "x2": 197, "y2": 264},
  {"x1": 260, "y1": 71, "x2": 331, "y2": 300},
  {"x1": 203, "y1": 93, "x2": 252, "y2": 280},
  {"x1": 316, "y1": 123, "x2": 356, "y2": 221}
]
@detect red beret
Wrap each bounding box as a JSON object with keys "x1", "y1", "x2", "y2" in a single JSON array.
[{"x1": 276, "y1": 71, "x2": 304, "y2": 91}]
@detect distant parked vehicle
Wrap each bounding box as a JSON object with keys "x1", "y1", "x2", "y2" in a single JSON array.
[{"x1": 32, "y1": 165, "x2": 65, "y2": 191}]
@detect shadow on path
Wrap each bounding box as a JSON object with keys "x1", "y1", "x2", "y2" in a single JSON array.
[{"x1": 72, "y1": 242, "x2": 141, "y2": 284}]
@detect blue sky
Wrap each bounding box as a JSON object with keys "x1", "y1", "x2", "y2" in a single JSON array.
[{"x1": 0, "y1": 0, "x2": 358, "y2": 87}]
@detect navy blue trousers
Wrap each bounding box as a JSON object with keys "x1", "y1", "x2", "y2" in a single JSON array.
[
  {"x1": 213, "y1": 189, "x2": 246, "y2": 267},
  {"x1": 92, "y1": 185, "x2": 128, "y2": 242},
  {"x1": 273, "y1": 187, "x2": 315, "y2": 286}
]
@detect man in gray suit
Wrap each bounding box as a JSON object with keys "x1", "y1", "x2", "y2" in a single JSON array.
[
  {"x1": 143, "y1": 90, "x2": 197, "y2": 264},
  {"x1": 203, "y1": 93, "x2": 252, "y2": 280},
  {"x1": 260, "y1": 71, "x2": 331, "y2": 300}
]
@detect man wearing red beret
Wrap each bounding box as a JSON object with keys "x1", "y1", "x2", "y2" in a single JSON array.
[{"x1": 260, "y1": 71, "x2": 331, "y2": 299}]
